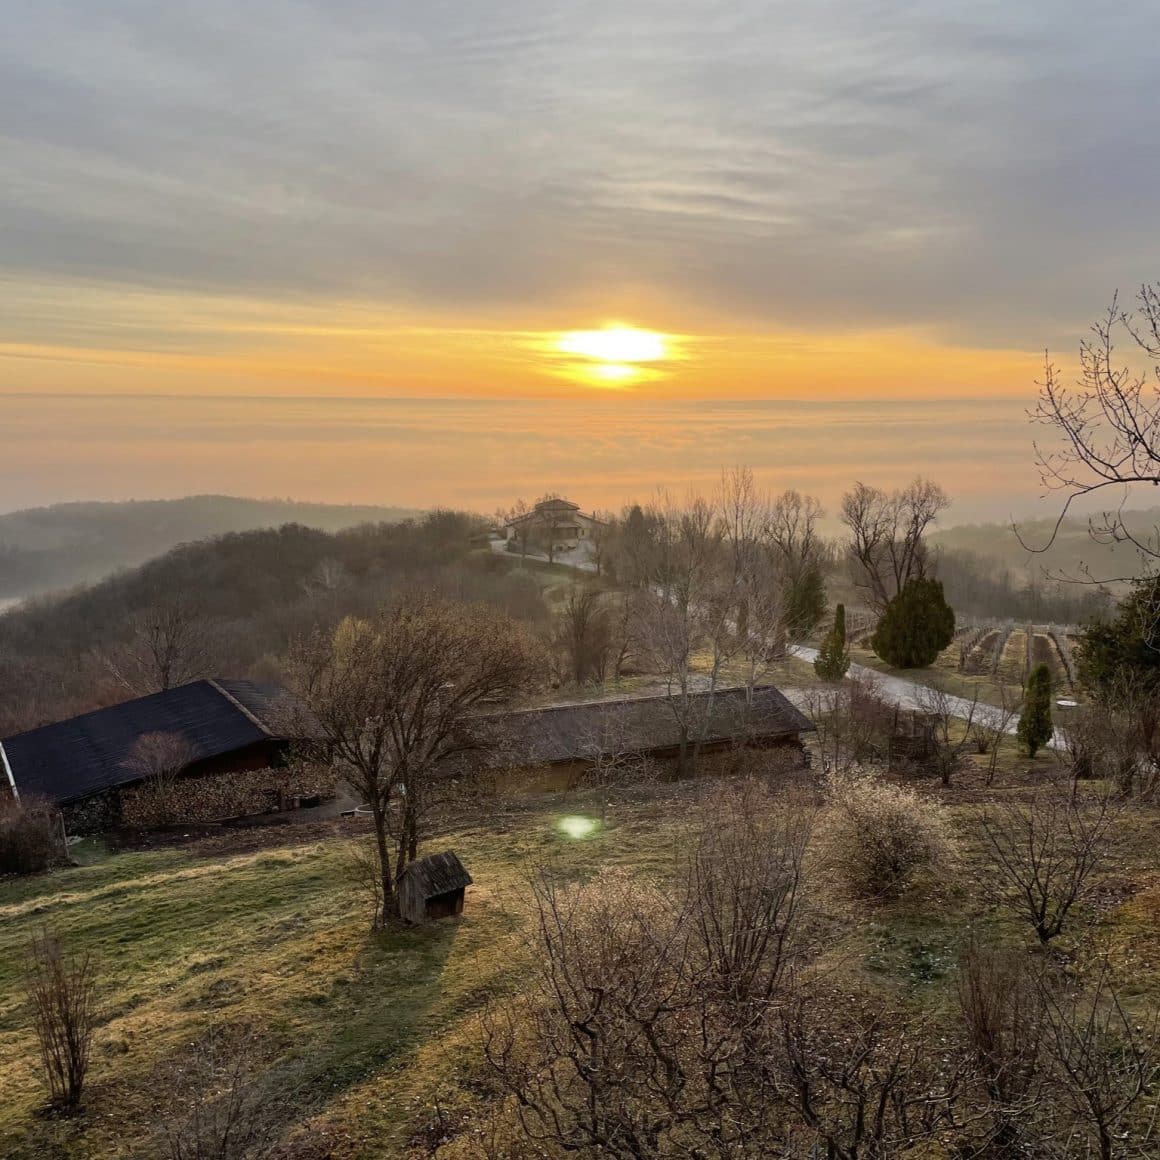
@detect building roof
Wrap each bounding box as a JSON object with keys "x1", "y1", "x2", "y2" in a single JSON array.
[
  {"x1": 0, "y1": 679, "x2": 299, "y2": 805},
  {"x1": 472, "y1": 684, "x2": 812, "y2": 768},
  {"x1": 504, "y1": 497, "x2": 606, "y2": 527},
  {"x1": 398, "y1": 850, "x2": 473, "y2": 899}
]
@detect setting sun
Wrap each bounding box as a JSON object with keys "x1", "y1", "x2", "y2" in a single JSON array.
[
  {"x1": 551, "y1": 325, "x2": 672, "y2": 387},
  {"x1": 557, "y1": 326, "x2": 668, "y2": 364}
]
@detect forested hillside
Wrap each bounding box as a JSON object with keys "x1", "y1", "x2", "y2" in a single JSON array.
[
  {"x1": 0, "y1": 514, "x2": 548, "y2": 736},
  {"x1": 931, "y1": 508, "x2": 1160, "y2": 588},
  {"x1": 0, "y1": 496, "x2": 422, "y2": 601}
]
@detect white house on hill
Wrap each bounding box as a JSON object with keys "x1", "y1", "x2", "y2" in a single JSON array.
[{"x1": 504, "y1": 498, "x2": 604, "y2": 554}]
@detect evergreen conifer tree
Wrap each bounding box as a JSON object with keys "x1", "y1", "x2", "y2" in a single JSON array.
[
  {"x1": 1017, "y1": 663, "x2": 1054, "y2": 757},
  {"x1": 814, "y1": 603, "x2": 850, "y2": 681},
  {"x1": 871, "y1": 578, "x2": 955, "y2": 668}
]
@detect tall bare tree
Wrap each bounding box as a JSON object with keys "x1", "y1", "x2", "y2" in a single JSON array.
[
  {"x1": 840, "y1": 477, "x2": 949, "y2": 612},
  {"x1": 289, "y1": 598, "x2": 542, "y2": 925},
  {"x1": 1029, "y1": 283, "x2": 1160, "y2": 572},
  {"x1": 101, "y1": 597, "x2": 215, "y2": 695}
]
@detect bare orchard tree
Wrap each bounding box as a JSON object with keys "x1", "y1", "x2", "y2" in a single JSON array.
[
  {"x1": 161, "y1": 1022, "x2": 284, "y2": 1160},
  {"x1": 968, "y1": 685, "x2": 1020, "y2": 786},
  {"x1": 805, "y1": 676, "x2": 895, "y2": 774},
  {"x1": 575, "y1": 703, "x2": 652, "y2": 822},
  {"x1": 979, "y1": 784, "x2": 1118, "y2": 944},
  {"x1": 288, "y1": 599, "x2": 542, "y2": 926},
  {"x1": 1028, "y1": 284, "x2": 1160, "y2": 572},
  {"x1": 772, "y1": 985, "x2": 968, "y2": 1159},
  {"x1": 840, "y1": 477, "x2": 950, "y2": 612},
  {"x1": 100, "y1": 597, "x2": 216, "y2": 695},
  {"x1": 120, "y1": 731, "x2": 197, "y2": 826},
  {"x1": 916, "y1": 684, "x2": 982, "y2": 786},
  {"x1": 1035, "y1": 960, "x2": 1160, "y2": 1160}
]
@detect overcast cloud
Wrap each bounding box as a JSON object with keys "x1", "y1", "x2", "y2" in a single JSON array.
[{"x1": 3, "y1": 0, "x2": 1159, "y2": 350}]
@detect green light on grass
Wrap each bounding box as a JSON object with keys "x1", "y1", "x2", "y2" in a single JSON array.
[{"x1": 558, "y1": 815, "x2": 600, "y2": 839}]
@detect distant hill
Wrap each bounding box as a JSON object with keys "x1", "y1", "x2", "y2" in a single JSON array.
[
  {"x1": 932, "y1": 507, "x2": 1160, "y2": 588},
  {"x1": 0, "y1": 495, "x2": 422, "y2": 601},
  {"x1": 0, "y1": 513, "x2": 544, "y2": 735}
]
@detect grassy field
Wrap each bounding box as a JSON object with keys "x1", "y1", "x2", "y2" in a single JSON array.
[
  {"x1": 0, "y1": 799, "x2": 699, "y2": 1159},
  {"x1": 3, "y1": 744, "x2": 1159, "y2": 1158}
]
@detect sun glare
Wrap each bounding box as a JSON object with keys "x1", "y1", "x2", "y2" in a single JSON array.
[
  {"x1": 557, "y1": 326, "x2": 668, "y2": 364},
  {"x1": 551, "y1": 325, "x2": 672, "y2": 388}
]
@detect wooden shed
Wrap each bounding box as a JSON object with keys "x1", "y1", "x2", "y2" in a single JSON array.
[{"x1": 397, "y1": 851, "x2": 473, "y2": 924}]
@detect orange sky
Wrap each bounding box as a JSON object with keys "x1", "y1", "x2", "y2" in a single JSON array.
[{"x1": 0, "y1": 285, "x2": 1040, "y2": 400}]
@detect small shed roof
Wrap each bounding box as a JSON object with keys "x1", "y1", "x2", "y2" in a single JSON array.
[{"x1": 398, "y1": 851, "x2": 473, "y2": 899}]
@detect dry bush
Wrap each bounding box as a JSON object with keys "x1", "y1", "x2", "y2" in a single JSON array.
[
  {"x1": 980, "y1": 784, "x2": 1117, "y2": 944},
  {"x1": 806, "y1": 676, "x2": 896, "y2": 774},
  {"x1": 25, "y1": 930, "x2": 98, "y2": 1112},
  {"x1": 819, "y1": 769, "x2": 953, "y2": 898},
  {"x1": 1, "y1": 794, "x2": 62, "y2": 876},
  {"x1": 1062, "y1": 690, "x2": 1160, "y2": 800},
  {"x1": 336, "y1": 833, "x2": 385, "y2": 929},
  {"x1": 957, "y1": 938, "x2": 1046, "y2": 1152},
  {"x1": 482, "y1": 786, "x2": 817, "y2": 1157},
  {"x1": 160, "y1": 1022, "x2": 282, "y2": 1159}
]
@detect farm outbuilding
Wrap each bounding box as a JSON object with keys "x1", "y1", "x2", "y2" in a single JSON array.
[
  {"x1": 0, "y1": 678, "x2": 329, "y2": 832},
  {"x1": 397, "y1": 850, "x2": 473, "y2": 924},
  {"x1": 465, "y1": 684, "x2": 814, "y2": 791}
]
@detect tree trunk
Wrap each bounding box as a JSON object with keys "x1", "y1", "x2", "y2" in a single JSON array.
[{"x1": 371, "y1": 809, "x2": 397, "y2": 926}]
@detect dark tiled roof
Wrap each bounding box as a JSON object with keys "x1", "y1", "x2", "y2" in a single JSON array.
[
  {"x1": 1, "y1": 679, "x2": 294, "y2": 805},
  {"x1": 475, "y1": 684, "x2": 812, "y2": 767},
  {"x1": 399, "y1": 850, "x2": 473, "y2": 898}
]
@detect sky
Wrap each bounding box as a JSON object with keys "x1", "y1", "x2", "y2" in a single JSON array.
[{"x1": 2, "y1": 1, "x2": 1158, "y2": 511}]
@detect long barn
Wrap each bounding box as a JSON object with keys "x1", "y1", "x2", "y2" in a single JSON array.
[{"x1": 0, "y1": 679, "x2": 328, "y2": 831}]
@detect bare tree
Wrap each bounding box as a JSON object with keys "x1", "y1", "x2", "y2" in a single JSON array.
[
  {"x1": 840, "y1": 477, "x2": 950, "y2": 612},
  {"x1": 968, "y1": 686, "x2": 1020, "y2": 785},
  {"x1": 288, "y1": 598, "x2": 542, "y2": 925},
  {"x1": 1028, "y1": 284, "x2": 1160, "y2": 573},
  {"x1": 688, "y1": 782, "x2": 813, "y2": 1006},
  {"x1": 161, "y1": 1023, "x2": 283, "y2": 1160},
  {"x1": 635, "y1": 490, "x2": 737, "y2": 775},
  {"x1": 1036, "y1": 961, "x2": 1160, "y2": 1160},
  {"x1": 805, "y1": 676, "x2": 895, "y2": 775},
  {"x1": 917, "y1": 684, "x2": 981, "y2": 786},
  {"x1": 25, "y1": 930, "x2": 98, "y2": 1112},
  {"x1": 773, "y1": 986, "x2": 968, "y2": 1160},
  {"x1": 554, "y1": 584, "x2": 611, "y2": 686},
  {"x1": 957, "y1": 938, "x2": 1046, "y2": 1153},
  {"x1": 587, "y1": 509, "x2": 614, "y2": 576},
  {"x1": 980, "y1": 785, "x2": 1118, "y2": 944},
  {"x1": 503, "y1": 497, "x2": 533, "y2": 564},
  {"x1": 101, "y1": 597, "x2": 215, "y2": 694},
  {"x1": 482, "y1": 786, "x2": 815, "y2": 1157},
  {"x1": 121, "y1": 730, "x2": 197, "y2": 826},
  {"x1": 575, "y1": 703, "x2": 652, "y2": 822}
]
